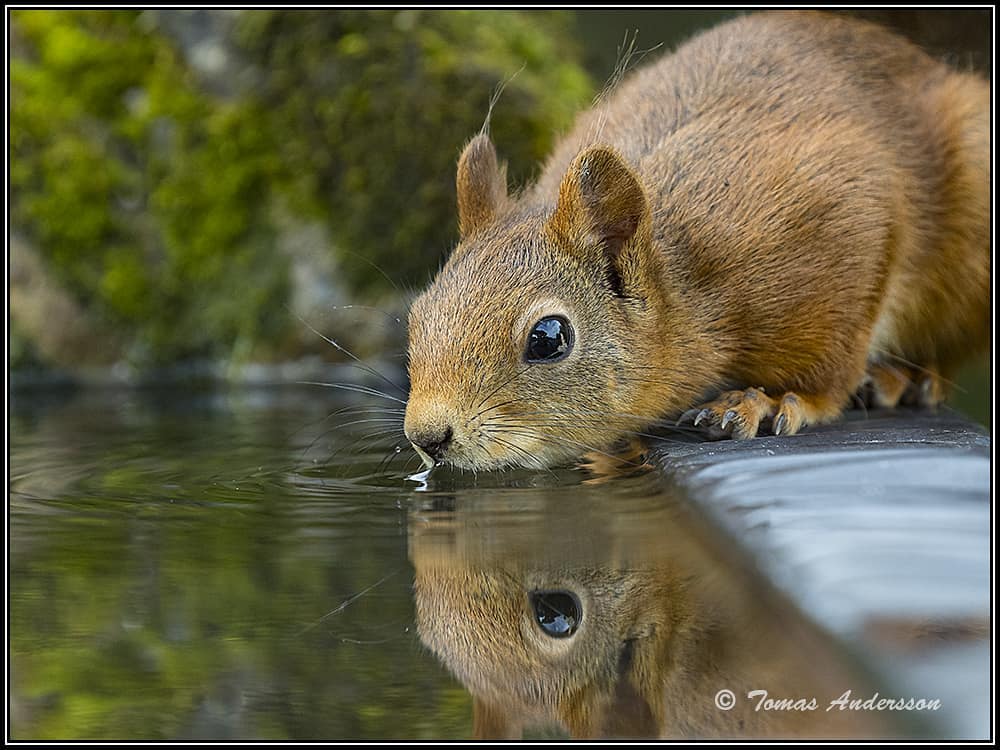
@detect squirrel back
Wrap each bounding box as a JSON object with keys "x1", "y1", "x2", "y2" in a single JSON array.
[{"x1": 404, "y1": 11, "x2": 989, "y2": 470}]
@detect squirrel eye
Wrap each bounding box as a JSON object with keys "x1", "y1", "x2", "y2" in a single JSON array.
[
  {"x1": 530, "y1": 590, "x2": 581, "y2": 638},
  {"x1": 525, "y1": 316, "x2": 573, "y2": 363}
]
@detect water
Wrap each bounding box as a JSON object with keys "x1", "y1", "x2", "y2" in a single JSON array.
[{"x1": 7, "y1": 387, "x2": 986, "y2": 739}]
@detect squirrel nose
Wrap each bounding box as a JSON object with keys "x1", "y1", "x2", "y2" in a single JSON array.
[{"x1": 410, "y1": 426, "x2": 454, "y2": 461}]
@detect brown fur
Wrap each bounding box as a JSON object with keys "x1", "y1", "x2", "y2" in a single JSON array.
[
  {"x1": 405, "y1": 11, "x2": 989, "y2": 470},
  {"x1": 410, "y1": 495, "x2": 895, "y2": 739}
]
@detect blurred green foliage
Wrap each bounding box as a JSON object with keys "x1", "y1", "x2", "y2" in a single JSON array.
[
  {"x1": 8, "y1": 9, "x2": 987, "y2": 424},
  {"x1": 10, "y1": 317, "x2": 43, "y2": 370},
  {"x1": 11, "y1": 11, "x2": 288, "y2": 365},
  {"x1": 10, "y1": 10, "x2": 592, "y2": 368},
  {"x1": 236, "y1": 10, "x2": 592, "y2": 293}
]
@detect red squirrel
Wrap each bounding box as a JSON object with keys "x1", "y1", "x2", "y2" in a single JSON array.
[{"x1": 404, "y1": 11, "x2": 989, "y2": 471}]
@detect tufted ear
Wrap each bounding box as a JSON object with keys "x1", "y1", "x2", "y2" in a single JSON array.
[
  {"x1": 545, "y1": 146, "x2": 654, "y2": 297},
  {"x1": 456, "y1": 134, "x2": 509, "y2": 238}
]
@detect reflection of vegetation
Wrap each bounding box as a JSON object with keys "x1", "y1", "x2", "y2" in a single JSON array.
[
  {"x1": 9, "y1": 392, "x2": 471, "y2": 739},
  {"x1": 10, "y1": 10, "x2": 592, "y2": 369}
]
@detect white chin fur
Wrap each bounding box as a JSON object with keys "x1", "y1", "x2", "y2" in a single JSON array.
[{"x1": 443, "y1": 444, "x2": 572, "y2": 472}]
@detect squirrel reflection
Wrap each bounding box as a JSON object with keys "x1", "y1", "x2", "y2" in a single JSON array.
[{"x1": 409, "y1": 491, "x2": 892, "y2": 740}]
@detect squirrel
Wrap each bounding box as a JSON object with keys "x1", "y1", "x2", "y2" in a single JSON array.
[
  {"x1": 410, "y1": 492, "x2": 895, "y2": 739},
  {"x1": 404, "y1": 11, "x2": 990, "y2": 471}
]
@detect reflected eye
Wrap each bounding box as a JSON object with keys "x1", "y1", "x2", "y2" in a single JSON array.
[
  {"x1": 525, "y1": 316, "x2": 573, "y2": 363},
  {"x1": 530, "y1": 590, "x2": 581, "y2": 638}
]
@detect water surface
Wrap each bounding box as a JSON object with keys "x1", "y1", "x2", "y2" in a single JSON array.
[{"x1": 7, "y1": 387, "x2": 984, "y2": 739}]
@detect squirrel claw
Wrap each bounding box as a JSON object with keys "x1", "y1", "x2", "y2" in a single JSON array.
[
  {"x1": 676, "y1": 407, "x2": 702, "y2": 426},
  {"x1": 773, "y1": 413, "x2": 787, "y2": 436},
  {"x1": 686, "y1": 386, "x2": 830, "y2": 440}
]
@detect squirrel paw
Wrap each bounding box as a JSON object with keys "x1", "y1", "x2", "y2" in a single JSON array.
[
  {"x1": 679, "y1": 387, "x2": 774, "y2": 439},
  {"x1": 679, "y1": 388, "x2": 836, "y2": 439},
  {"x1": 857, "y1": 361, "x2": 945, "y2": 409},
  {"x1": 578, "y1": 437, "x2": 652, "y2": 483}
]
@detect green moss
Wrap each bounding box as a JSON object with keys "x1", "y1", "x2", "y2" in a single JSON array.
[
  {"x1": 11, "y1": 11, "x2": 292, "y2": 366},
  {"x1": 9, "y1": 317, "x2": 43, "y2": 371},
  {"x1": 10, "y1": 10, "x2": 594, "y2": 370},
  {"x1": 235, "y1": 9, "x2": 593, "y2": 293}
]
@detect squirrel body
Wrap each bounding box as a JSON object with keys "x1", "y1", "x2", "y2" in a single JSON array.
[{"x1": 405, "y1": 11, "x2": 989, "y2": 470}]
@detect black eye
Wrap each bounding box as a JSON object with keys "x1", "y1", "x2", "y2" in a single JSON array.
[
  {"x1": 525, "y1": 316, "x2": 573, "y2": 363},
  {"x1": 530, "y1": 590, "x2": 581, "y2": 638}
]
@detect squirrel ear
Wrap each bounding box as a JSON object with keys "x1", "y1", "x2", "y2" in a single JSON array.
[
  {"x1": 546, "y1": 146, "x2": 653, "y2": 294},
  {"x1": 559, "y1": 638, "x2": 661, "y2": 738},
  {"x1": 456, "y1": 134, "x2": 509, "y2": 238},
  {"x1": 600, "y1": 637, "x2": 660, "y2": 737}
]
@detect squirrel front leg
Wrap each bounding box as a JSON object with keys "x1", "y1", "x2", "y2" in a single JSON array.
[
  {"x1": 579, "y1": 437, "x2": 653, "y2": 482},
  {"x1": 678, "y1": 387, "x2": 846, "y2": 439}
]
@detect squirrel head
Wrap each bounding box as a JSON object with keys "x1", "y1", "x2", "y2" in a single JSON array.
[
  {"x1": 408, "y1": 495, "x2": 691, "y2": 738},
  {"x1": 405, "y1": 134, "x2": 678, "y2": 470},
  {"x1": 414, "y1": 555, "x2": 678, "y2": 738}
]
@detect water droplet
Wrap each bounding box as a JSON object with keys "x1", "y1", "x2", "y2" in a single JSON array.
[{"x1": 394, "y1": 445, "x2": 401, "y2": 453}]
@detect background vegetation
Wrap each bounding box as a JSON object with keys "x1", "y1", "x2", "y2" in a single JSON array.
[
  {"x1": 10, "y1": 9, "x2": 591, "y2": 371},
  {"x1": 9, "y1": 9, "x2": 990, "y2": 421}
]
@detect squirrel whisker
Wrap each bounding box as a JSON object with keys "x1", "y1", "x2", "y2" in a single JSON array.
[{"x1": 299, "y1": 381, "x2": 408, "y2": 405}]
